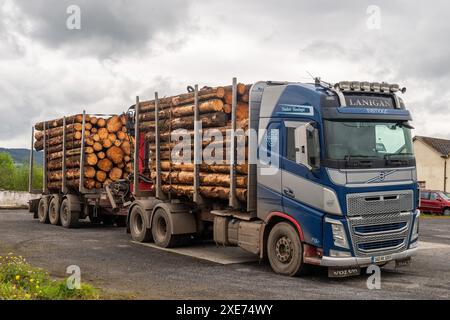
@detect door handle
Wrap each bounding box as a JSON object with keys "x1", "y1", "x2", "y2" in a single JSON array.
[{"x1": 283, "y1": 187, "x2": 295, "y2": 198}]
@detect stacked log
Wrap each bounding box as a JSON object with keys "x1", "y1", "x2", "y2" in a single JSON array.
[
  {"x1": 140, "y1": 83, "x2": 252, "y2": 202},
  {"x1": 34, "y1": 114, "x2": 133, "y2": 191}
]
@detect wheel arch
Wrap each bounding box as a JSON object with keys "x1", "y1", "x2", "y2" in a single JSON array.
[{"x1": 261, "y1": 212, "x2": 305, "y2": 259}]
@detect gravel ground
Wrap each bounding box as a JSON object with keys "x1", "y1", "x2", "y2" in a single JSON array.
[{"x1": 0, "y1": 209, "x2": 449, "y2": 300}]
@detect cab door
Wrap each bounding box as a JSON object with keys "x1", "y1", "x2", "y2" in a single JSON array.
[{"x1": 280, "y1": 121, "x2": 323, "y2": 245}]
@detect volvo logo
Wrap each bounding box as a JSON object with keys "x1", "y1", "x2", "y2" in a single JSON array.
[{"x1": 366, "y1": 170, "x2": 398, "y2": 183}]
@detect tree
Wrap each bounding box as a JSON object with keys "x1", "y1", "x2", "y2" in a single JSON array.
[
  {"x1": 0, "y1": 152, "x2": 43, "y2": 191},
  {"x1": 0, "y1": 152, "x2": 15, "y2": 190}
]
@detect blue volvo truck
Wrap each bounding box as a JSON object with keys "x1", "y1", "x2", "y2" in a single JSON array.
[{"x1": 128, "y1": 78, "x2": 420, "y2": 277}]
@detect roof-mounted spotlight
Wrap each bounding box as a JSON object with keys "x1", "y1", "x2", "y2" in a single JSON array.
[
  {"x1": 371, "y1": 82, "x2": 381, "y2": 92},
  {"x1": 336, "y1": 81, "x2": 351, "y2": 91},
  {"x1": 351, "y1": 81, "x2": 361, "y2": 91},
  {"x1": 361, "y1": 82, "x2": 371, "y2": 91},
  {"x1": 380, "y1": 82, "x2": 390, "y2": 92},
  {"x1": 389, "y1": 84, "x2": 400, "y2": 93}
]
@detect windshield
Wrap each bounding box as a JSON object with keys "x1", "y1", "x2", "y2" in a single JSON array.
[
  {"x1": 324, "y1": 120, "x2": 414, "y2": 160},
  {"x1": 440, "y1": 192, "x2": 450, "y2": 200}
]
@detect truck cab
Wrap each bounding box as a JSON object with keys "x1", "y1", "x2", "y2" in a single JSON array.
[{"x1": 251, "y1": 80, "x2": 420, "y2": 276}]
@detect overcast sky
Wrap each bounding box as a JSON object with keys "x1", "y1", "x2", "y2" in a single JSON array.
[{"x1": 1, "y1": 0, "x2": 449, "y2": 148}]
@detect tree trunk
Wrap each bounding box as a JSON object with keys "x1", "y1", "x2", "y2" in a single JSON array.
[
  {"x1": 151, "y1": 171, "x2": 247, "y2": 188},
  {"x1": 34, "y1": 132, "x2": 82, "y2": 151},
  {"x1": 152, "y1": 161, "x2": 248, "y2": 175},
  {"x1": 139, "y1": 99, "x2": 229, "y2": 122},
  {"x1": 34, "y1": 123, "x2": 83, "y2": 140},
  {"x1": 140, "y1": 112, "x2": 228, "y2": 132},
  {"x1": 171, "y1": 87, "x2": 226, "y2": 106},
  {"x1": 161, "y1": 185, "x2": 247, "y2": 202},
  {"x1": 35, "y1": 114, "x2": 86, "y2": 131}
]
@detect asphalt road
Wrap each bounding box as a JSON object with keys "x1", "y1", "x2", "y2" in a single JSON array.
[{"x1": 0, "y1": 210, "x2": 449, "y2": 300}]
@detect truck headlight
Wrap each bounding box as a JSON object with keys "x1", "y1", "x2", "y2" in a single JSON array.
[{"x1": 325, "y1": 218, "x2": 350, "y2": 249}]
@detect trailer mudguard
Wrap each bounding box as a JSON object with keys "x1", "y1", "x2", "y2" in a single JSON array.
[
  {"x1": 64, "y1": 194, "x2": 81, "y2": 213},
  {"x1": 151, "y1": 203, "x2": 197, "y2": 235}
]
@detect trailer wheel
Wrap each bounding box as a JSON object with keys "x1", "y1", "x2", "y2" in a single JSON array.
[
  {"x1": 37, "y1": 198, "x2": 49, "y2": 224},
  {"x1": 48, "y1": 196, "x2": 61, "y2": 226},
  {"x1": 267, "y1": 222, "x2": 307, "y2": 277},
  {"x1": 60, "y1": 199, "x2": 79, "y2": 229},
  {"x1": 130, "y1": 206, "x2": 152, "y2": 243},
  {"x1": 151, "y1": 208, "x2": 187, "y2": 248}
]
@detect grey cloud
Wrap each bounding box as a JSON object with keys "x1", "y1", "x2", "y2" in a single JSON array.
[{"x1": 11, "y1": 0, "x2": 194, "y2": 58}]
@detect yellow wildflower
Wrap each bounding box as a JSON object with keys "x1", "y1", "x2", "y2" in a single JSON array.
[{"x1": 15, "y1": 275, "x2": 21, "y2": 281}]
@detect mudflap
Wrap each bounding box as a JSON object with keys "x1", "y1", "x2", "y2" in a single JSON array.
[{"x1": 328, "y1": 266, "x2": 361, "y2": 278}]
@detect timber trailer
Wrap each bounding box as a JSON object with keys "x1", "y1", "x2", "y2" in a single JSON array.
[{"x1": 28, "y1": 113, "x2": 132, "y2": 228}]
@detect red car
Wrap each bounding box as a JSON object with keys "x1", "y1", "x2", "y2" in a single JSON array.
[{"x1": 419, "y1": 190, "x2": 450, "y2": 216}]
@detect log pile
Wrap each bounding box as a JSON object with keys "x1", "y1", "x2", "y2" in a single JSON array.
[
  {"x1": 34, "y1": 114, "x2": 133, "y2": 191},
  {"x1": 140, "y1": 83, "x2": 252, "y2": 202}
]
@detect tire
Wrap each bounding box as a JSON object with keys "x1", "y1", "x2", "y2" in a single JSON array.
[
  {"x1": 444, "y1": 208, "x2": 450, "y2": 216},
  {"x1": 37, "y1": 198, "x2": 49, "y2": 224},
  {"x1": 48, "y1": 196, "x2": 61, "y2": 226},
  {"x1": 130, "y1": 206, "x2": 152, "y2": 243},
  {"x1": 267, "y1": 222, "x2": 308, "y2": 277},
  {"x1": 60, "y1": 198, "x2": 79, "y2": 229},
  {"x1": 151, "y1": 208, "x2": 185, "y2": 248}
]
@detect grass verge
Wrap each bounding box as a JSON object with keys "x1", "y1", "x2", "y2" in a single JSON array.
[{"x1": 0, "y1": 253, "x2": 100, "y2": 300}]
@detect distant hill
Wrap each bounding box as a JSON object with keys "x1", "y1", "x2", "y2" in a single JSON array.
[{"x1": 0, "y1": 148, "x2": 43, "y2": 166}]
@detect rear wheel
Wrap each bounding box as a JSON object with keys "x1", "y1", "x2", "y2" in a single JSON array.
[
  {"x1": 48, "y1": 196, "x2": 61, "y2": 226},
  {"x1": 60, "y1": 199, "x2": 79, "y2": 229},
  {"x1": 444, "y1": 208, "x2": 450, "y2": 216},
  {"x1": 130, "y1": 206, "x2": 152, "y2": 243},
  {"x1": 151, "y1": 208, "x2": 186, "y2": 248},
  {"x1": 267, "y1": 222, "x2": 308, "y2": 277},
  {"x1": 37, "y1": 198, "x2": 49, "y2": 224}
]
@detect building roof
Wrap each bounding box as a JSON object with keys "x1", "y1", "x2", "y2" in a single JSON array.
[{"x1": 414, "y1": 136, "x2": 450, "y2": 157}]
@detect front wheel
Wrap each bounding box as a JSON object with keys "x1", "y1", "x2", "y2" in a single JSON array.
[
  {"x1": 267, "y1": 222, "x2": 308, "y2": 277},
  {"x1": 444, "y1": 208, "x2": 450, "y2": 216}
]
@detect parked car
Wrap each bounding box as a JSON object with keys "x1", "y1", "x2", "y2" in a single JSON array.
[{"x1": 419, "y1": 190, "x2": 450, "y2": 216}]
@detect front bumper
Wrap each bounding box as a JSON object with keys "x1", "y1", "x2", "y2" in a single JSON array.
[{"x1": 320, "y1": 247, "x2": 418, "y2": 267}]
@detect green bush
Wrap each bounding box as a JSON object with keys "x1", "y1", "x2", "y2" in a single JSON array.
[
  {"x1": 0, "y1": 152, "x2": 42, "y2": 191},
  {"x1": 0, "y1": 254, "x2": 100, "y2": 300}
]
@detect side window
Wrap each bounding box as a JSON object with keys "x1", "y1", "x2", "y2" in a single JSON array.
[
  {"x1": 284, "y1": 121, "x2": 320, "y2": 169},
  {"x1": 430, "y1": 193, "x2": 439, "y2": 201},
  {"x1": 420, "y1": 192, "x2": 430, "y2": 200}
]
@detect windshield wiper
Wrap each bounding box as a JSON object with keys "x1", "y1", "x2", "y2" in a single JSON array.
[
  {"x1": 344, "y1": 155, "x2": 373, "y2": 168},
  {"x1": 384, "y1": 153, "x2": 414, "y2": 159},
  {"x1": 384, "y1": 153, "x2": 414, "y2": 166}
]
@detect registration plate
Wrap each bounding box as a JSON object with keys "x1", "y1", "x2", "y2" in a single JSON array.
[{"x1": 372, "y1": 255, "x2": 393, "y2": 264}]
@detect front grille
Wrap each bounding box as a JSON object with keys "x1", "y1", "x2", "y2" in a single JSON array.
[
  {"x1": 354, "y1": 222, "x2": 407, "y2": 235},
  {"x1": 358, "y1": 239, "x2": 404, "y2": 252},
  {"x1": 346, "y1": 191, "x2": 414, "y2": 257},
  {"x1": 347, "y1": 190, "x2": 414, "y2": 216}
]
